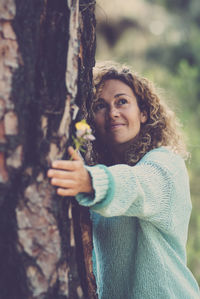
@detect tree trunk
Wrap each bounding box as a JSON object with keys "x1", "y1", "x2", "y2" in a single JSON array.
[{"x1": 0, "y1": 0, "x2": 96, "y2": 298}]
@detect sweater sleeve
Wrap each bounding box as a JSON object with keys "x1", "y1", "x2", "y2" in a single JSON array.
[{"x1": 76, "y1": 148, "x2": 191, "y2": 231}]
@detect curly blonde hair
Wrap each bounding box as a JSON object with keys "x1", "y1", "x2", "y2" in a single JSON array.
[{"x1": 84, "y1": 61, "x2": 188, "y2": 166}]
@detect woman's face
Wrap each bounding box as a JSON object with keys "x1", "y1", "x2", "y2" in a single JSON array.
[{"x1": 93, "y1": 79, "x2": 147, "y2": 149}]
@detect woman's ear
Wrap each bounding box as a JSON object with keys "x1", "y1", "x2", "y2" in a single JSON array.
[{"x1": 140, "y1": 111, "x2": 147, "y2": 123}]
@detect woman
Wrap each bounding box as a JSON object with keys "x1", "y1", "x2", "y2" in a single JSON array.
[{"x1": 48, "y1": 62, "x2": 200, "y2": 298}]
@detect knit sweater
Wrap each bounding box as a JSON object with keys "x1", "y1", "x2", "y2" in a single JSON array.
[{"x1": 76, "y1": 147, "x2": 200, "y2": 299}]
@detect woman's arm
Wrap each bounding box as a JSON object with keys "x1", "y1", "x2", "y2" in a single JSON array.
[
  {"x1": 48, "y1": 147, "x2": 191, "y2": 231},
  {"x1": 77, "y1": 148, "x2": 191, "y2": 232}
]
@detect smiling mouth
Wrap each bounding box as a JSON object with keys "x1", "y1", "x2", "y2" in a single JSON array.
[{"x1": 108, "y1": 123, "x2": 125, "y2": 130}]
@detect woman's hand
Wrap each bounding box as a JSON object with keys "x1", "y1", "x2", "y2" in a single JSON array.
[{"x1": 47, "y1": 146, "x2": 93, "y2": 197}]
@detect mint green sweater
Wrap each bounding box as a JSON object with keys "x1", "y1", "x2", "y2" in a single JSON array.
[{"x1": 76, "y1": 147, "x2": 200, "y2": 298}]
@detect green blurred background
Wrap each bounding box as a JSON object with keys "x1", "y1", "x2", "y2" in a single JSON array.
[{"x1": 95, "y1": 0, "x2": 200, "y2": 284}]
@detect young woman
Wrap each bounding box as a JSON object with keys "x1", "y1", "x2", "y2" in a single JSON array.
[{"x1": 48, "y1": 62, "x2": 200, "y2": 298}]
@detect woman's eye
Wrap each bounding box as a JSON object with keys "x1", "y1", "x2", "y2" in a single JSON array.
[
  {"x1": 93, "y1": 102, "x2": 106, "y2": 112},
  {"x1": 117, "y1": 98, "x2": 128, "y2": 105}
]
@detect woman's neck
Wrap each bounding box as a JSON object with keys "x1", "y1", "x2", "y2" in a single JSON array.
[{"x1": 108, "y1": 142, "x2": 131, "y2": 164}]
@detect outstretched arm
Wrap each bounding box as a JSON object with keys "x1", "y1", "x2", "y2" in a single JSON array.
[
  {"x1": 47, "y1": 146, "x2": 93, "y2": 196},
  {"x1": 75, "y1": 148, "x2": 191, "y2": 233}
]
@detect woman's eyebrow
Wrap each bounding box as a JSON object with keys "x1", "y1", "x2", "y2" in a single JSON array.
[{"x1": 114, "y1": 93, "x2": 131, "y2": 98}]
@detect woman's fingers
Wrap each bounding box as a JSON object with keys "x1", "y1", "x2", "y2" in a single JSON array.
[
  {"x1": 49, "y1": 147, "x2": 83, "y2": 172},
  {"x1": 51, "y1": 160, "x2": 76, "y2": 171},
  {"x1": 48, "y1": 169, "x2": 74, "y2": 179},
  {"x1": 47, "y1": 146, "x2": 92, "y2": 196},
  {"x1": 51, "y1": 178, "x2": 75, "y2": 188},
  {"x1": 51, "y1": 177, "x2": 81, "y2": 196},
  {"x1": 68, "y1": 146, "x2": 82, "y2": 161},
  {"x1": 57, "y1": 188, "x2": 77, "y2": 197}
]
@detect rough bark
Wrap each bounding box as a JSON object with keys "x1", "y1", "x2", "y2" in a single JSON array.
[{"x1": 0, "y1": 0, "x2": 96, "y2": 298}]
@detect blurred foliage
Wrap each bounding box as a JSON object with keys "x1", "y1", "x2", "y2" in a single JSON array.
[
  {"x1": 96, "y1": 0, "x2": 200, "y2": 284},
  {"x1": 149, "y1": 0, "x2": 200, "y2": 26}
]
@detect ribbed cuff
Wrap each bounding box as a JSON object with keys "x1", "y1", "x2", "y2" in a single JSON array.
[{"x1": 75, "y1": 164, "x2": 109, "y2": 207}]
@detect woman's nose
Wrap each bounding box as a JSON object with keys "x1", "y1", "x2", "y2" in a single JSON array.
[{"x1": 108, "y1": 106, "x2": 120, "y2": 118}]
